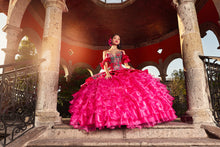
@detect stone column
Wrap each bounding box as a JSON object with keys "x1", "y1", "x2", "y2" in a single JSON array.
[
  {"x1": 158, "y1": 59, "x2": 167, "y2": 82},
  {"x1": 35, "y1": 0, "x2": 67, "y2": 127},
  {"x1": 2, "y1": 24, "x2": 22, "y2": 67},
  {"x1": 159, "y1": 73, "x2": 167, "y2": 82},
  {"x1": 174, "y1": 0, "x2": 215, "y2": 125}
]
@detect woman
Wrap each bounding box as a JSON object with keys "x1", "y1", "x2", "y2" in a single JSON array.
[{"x1": 69, "y1": 34, "x2": 177, "y2": 132}]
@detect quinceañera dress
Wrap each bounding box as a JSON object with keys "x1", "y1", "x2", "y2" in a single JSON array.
[{"x1": 69, "y1": 51, "x2": 177, "y2": 132}]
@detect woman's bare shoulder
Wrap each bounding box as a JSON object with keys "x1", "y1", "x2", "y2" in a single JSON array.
[
  {"x1": 103, "y1": 50, "x2": 110, "y2": 52},
  {"x1": 103, "y1": 50, "x2": 111, "y2": 54},
  {"x1": 103, "y1": 50, "x2": 110, "y2": 57}
]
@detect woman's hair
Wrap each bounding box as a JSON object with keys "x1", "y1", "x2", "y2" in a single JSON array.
[{"x1": 108, "y1": 34, "x2": 121, "y2": 49}]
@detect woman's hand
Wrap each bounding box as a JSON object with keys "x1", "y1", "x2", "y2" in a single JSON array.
[
  {"x1": 105, "y1": 73, "x2": 112, "y2": 79},
  {"x1": 124, "y1": 63, "x2": 134, "y2": 70},
  {"x1": 125, "y1": 65, "x2": 134, "y2": 70},
  {"x1": 129, "y1": 66, "x2": 135, "y2": 70}
]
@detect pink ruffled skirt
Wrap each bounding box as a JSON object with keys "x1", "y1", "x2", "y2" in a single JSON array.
[{"x1": 69, "y1": 69, "x2": 177, "y2": 132}]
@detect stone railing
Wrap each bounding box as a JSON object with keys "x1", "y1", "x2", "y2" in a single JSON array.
[
  {"x1": 200, "y1": 55, "x2": 220, "y2": 126},
  {"x1": 0, "y1": 59, "x2": 45, "y2": 147}
]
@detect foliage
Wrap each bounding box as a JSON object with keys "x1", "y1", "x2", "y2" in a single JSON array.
[
  {"x1": 12, "y1": 36, "x2": 38, "y2": 108},
  {"x1": 170, "y1": 69, "x2": 186, "y2": 97},
  {"x1": 57, "y1": 67, "x2": 90, "y2": 118},
  {"x1": 169, "y1": 69, "x2": 187, "y2": 117},
  {"x1": 16, "y1": 36, "x2": 38, "y2": 62}
]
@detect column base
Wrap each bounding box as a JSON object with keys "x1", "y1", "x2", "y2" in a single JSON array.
[
  {"x1": 181, "y1": 114, "x2": 193, "y2": 124},
  {"x1": 35, "y1": 111, "x2": 62, "y2": 127},
  {"x1": 181, "y1": 109, "x2": 216, "y2": 126}
]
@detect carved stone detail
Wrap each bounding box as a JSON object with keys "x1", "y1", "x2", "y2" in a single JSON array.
[
  {"x1": 173, "y1": 0, "x2": 196, "y2": 8},
  {"x1": 41, "y1": 0, "x2": 68, "y2": 12}
]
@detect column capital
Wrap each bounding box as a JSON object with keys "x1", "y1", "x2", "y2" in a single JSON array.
[
  {"x1": 159, "y1": 73, "x2": 168, "y2": 82},
  {"x1": 173, "y1": 0, "x2": 196, "y2": 8},
  {"x1": 2, "y1": 24, "x2": 22, "y2": 34},
  {"x1": 41, "y1": 0, "x2": 68, "y2": 12}
]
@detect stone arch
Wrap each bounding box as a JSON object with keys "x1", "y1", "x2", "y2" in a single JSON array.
[
  {"x1": 200, "y1": 22, "x2": 220, "y2": 49},
  {"x1": 7, "y1": 0, "x2": 31, "y2": 27},
  {"x1": 18, "y1": 27, "x2": 42, "y2": 53},
  {"x1": 72, "y1": 63, "x2": 95, "y2": 77},
  {"x1": 163, "y1": 53, "x2": 182, "y2": 78},
  {"x1": 137, "y1": 61, "x2": 159, "y2": 70},
  {"x1": 2, "y1": 0, "x2": 32, "y2": 65},
  {"x1": 14, "y1": 30, "x2": 40, "y2": 61},
  {"x1": 18, "y1": 28, "x2": 42, "y2": 57},
  {"x1": 138, "y1": 61, "x2": 160, "y2": 78},
  {"x1": 95, "y1": 66, "x2": 102, "y2": 74},
  {"x1": 60, "y1": 58, "x2": 70, "y2": 80}
]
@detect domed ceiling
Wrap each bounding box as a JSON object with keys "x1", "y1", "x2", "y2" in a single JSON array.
[{"x1": 1, "y1": 0, "x2": 208, "y2": 47}]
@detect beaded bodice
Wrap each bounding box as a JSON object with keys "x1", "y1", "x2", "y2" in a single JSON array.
[{"x1": 106, "y1": 51, "x2": 124, "y2": 71}]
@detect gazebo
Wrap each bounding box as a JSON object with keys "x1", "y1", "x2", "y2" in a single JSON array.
[{"x1": 0, "y1": 0, "x2": 220, "y2": 146}]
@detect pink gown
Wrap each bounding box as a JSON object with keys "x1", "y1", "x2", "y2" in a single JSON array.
[{"x1": 69, "y1": 51, "x2": 177, "y2": 132}]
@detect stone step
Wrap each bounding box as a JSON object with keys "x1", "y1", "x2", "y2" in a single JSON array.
[
  {"x1": 27, "y1": 138, "x2": 220, "y2": 147},
  {"x1": 38, "y1": 121, "x2": 207, "y2": 139},
  {"x1": 7, "y1": 121, "x2": 220, "y2": 147}
]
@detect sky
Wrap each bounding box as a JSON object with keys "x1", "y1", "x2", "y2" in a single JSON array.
[{"x1": 0, "y1": 12, "x2": 219, "y2": 77}]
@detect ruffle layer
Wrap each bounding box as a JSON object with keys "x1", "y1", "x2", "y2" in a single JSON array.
[
  {"x1": 100, "y1": 57, "x2": 111, "y2": 69},
  {"x1": 69, "y1": 69, "x2": 177, "y2": 132},
  {"x1": 121, "y1": 54, "x2": 130, "y2": 64}
]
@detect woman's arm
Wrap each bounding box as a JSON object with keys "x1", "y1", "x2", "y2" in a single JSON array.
[{"x1": 103, "y1": 51, "x2": 112, "y2": 79}]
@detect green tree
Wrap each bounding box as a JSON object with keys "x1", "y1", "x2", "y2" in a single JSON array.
[
  {"x1": 13, "y1": 36, "x2": 38, "y2": 93},
  {"x1": 169, "y1": 69, "x2": 187, "y2": 117},
  {"x1": 57, "y1": 67, "x2": 91, "y2": 118},
  {"x1": 170, "y1": 69, "x2": 186, "y2": 98},
  {"x1": 16, "y1": 36, "x2": 38, "y2": 61}
]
